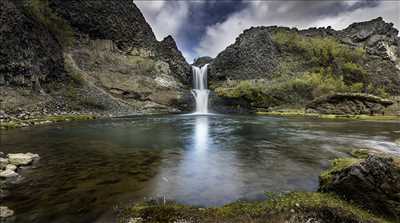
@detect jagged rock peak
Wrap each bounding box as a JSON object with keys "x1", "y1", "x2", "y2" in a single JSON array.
[{"x1": 48, "y1": 0, "x2": 157, "y2": 50}]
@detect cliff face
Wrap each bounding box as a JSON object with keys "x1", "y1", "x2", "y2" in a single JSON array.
[
  {"x1": 210, "y1": 27, "x2": 278, "y2": 81},
  {"x1": 0, "y1": 0, "x2": 65, "y2": 88},
  {"x1": 48, "y1": 0, "x2": 157, "y2": 50},
  {"x1": 209, "y1": 17, "x2": 400, "y2": 113},
  {"x1": 0, "y1": 0, "x2": 191, "y2": 116}
]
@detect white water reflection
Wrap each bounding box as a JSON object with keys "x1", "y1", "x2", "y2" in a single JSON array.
[
  {"x1": 193, "y1": 116, "x2": 209, "y2": 153},
  {"x1": 151, "y1": 116, "x2": 246, "y2": 206}
]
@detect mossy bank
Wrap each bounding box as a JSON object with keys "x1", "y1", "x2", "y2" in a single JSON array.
[{"x1": 119, "y1": 151, "x2": 400, "y2": 223}]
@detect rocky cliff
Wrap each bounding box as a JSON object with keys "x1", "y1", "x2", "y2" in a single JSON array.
[
  {"x1": 209, "y1": 17, "x2": 400, "y2": 113},
  {"x1": 0, "y1": 0, "x2": 191, "y2": 117}
]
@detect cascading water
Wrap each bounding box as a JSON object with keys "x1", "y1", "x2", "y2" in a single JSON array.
[{"x1": 191, "y1": 64, "x2": 209, "y2": 114}]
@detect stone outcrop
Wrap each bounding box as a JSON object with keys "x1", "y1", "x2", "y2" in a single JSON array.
[
  {"x1": 0, "y1": 0, "x2": 65, "y2": 88},
  {"x1": 210, "y1": 27, "x2": 278, "y2": 81},
  {"x1": 1, "y1": 0, "x2": 191, "y2": 116},
  {"x1": 306, "y1": 93, "x2": 394, "y2": 115},
  {"x1": 319, "y1": 156, "x2": 400, "y2": 220}
]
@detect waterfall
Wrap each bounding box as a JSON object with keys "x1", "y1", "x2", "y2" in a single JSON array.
[{"x1": 191, "y1": 64, "x2": 209, "y2": 114}]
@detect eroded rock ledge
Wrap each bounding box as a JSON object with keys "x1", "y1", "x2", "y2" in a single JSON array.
[{"x1": 306, "y1": 93, "x2": 394, "y2": 115}]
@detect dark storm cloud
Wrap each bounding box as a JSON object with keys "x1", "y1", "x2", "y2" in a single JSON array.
[
  {"x1": 182, "y1": 1, "x2": 247, "y2": 58},
  {"x1": 135, "y1": 0, "x2": 399, "y2": 62}
]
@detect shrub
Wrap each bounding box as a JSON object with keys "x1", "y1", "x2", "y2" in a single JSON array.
[
  {"x1": 349, "y1": 83, "x2": 364, "y2": 93},
  {"x1": 342, "y1": 62, "x2": 367, "y2": 83}
]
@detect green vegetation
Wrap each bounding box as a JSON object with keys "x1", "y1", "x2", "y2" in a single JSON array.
[
  {"x1": 272, "y1": 31, "x2": 365, "y2": 68},
  {"x1": 319, "y1": 158, "x2": 361, "y2": 187},
  {"x1": 264, "y1": 30, "x2": 390, "y2": 101},
  {"x1": 215, "y1": 69, "x2": 369, "y2": 108},
  {"x1": 0, "y1": 115, "x2": 96, "y2": 130},
  {"x1": 257, "y1": 110, "x2": 400, "y2": 121},
  {"x1": 351, "y1": 149, "x2": 371, "y2": 159},
  {"x1": 23, "y1": 0, "x2": 75, "y2": 48},
  {"x1": 119, "y1": 192, "x2": 390, "y2": 223}
]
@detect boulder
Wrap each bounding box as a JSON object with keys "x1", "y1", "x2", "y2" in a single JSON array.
[
  {"x1": 306, "y1": 93, "x2": 393, "y2": 115},
  {"x1": 0, "y1": 158, "x2": 8, "y2": 170},
  {"x1": 0, "y1": 169, "x2": 18, "y2": 178},
  {"x1": 5, "y1": 164, "x2": 16, "y2": 172},
  {"x1": 319, "y1": 156, "x2": 400, "y2": 219},
  {"x1": 7, "y1": 153, "x2": 39, "y2": 166},
  {"x1": 0, "y1": 206, "x2": 14, "y2": 218}
]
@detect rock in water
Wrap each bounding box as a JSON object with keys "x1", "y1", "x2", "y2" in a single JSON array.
[
  {"x1": 7, "y1": 153, "x2": 39, "y2": 166},
  {"x1": 5, "y1": 164, "x2": 17, "y2": 172},
  {"x1": 0, "y1": 158, "x2": 8, "y2": 169},
  {"x1": 0, "y1": 169, "x2": 18, "y2": 178},
  {"x1": 0, "y1": 206, "x2": 14, "y2": 218},
  {"x1": 320, "y1": 156, "x2": 400, "y2": 219}
]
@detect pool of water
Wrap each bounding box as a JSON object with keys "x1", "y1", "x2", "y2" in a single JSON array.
[{"x1": 1, "y1": 114, "x2": 399, "y2": 222}]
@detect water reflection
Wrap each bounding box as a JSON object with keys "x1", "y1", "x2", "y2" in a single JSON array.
[
  {"x1": 193, "y1": 116, "x2": 209, "y2": 153},
  {"x1": 152, "y1": 116, "x2": 246, "y2": 206},
  {"x1": 1, "y1": 115, "x2": 400, "y2": 222}
]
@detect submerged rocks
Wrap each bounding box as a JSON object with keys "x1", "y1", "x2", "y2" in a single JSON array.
[
  {"x1": 0, "y1": 152, "x2": 39, "y2": 179},
  {"x1": 7, "y1": 153, "x2": 39, "y2": 166},
  {"x1": 319, "y1": 155, "x2": 400, "y2": 219},
  {"x1": 306, "y1": 93, "x2": 393, "y2": 115},
  {"x1": 0, "y1": 169, "x2": 18, "y2": 178},
  {"x1": 0, "y1": 158, "x2": 8, "y2": 169},
  {"x1": 0, "y1": 152, "x2": 39, "y2": 220},
  {"x1": 0, "y1": 206, "x2": 14, "y2": 219}
]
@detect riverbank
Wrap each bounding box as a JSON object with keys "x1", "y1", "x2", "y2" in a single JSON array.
[
  {"x1": 118, "y1": 151, "x2": 400, "y2": 223},
  {"x1": 257, "y1": 110, "x2": 400, "y2": 121},
  {"x1": 0, "y1": 114, "x2": 97, "y2": 130}
]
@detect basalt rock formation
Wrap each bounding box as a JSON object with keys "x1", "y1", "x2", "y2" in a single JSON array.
[
  {"x1": 0, "y1": 0, "x2": 191, "y2": 117},
  {"x1": 306, "y1": 93, "x2": 394, "y2": 115},
  {"x1": 319, "y1": 155, "x2": 400, "y2": 221},
  {"x1": 210, "y1": 27, "x2": 278, "y2": 81}
]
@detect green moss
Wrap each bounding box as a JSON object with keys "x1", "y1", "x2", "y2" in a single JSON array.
[
  {"x1": 23, "y1": 0, "x2": 75, "y2": 48},
  {"x1": 46, "y1": 115, "x2": 96, "y2": 122},
  {"x1": 0, "y1": 115, "x2": 96, "y2": 130},
  {"x1": 319, "y1": 158, "x2": 361, "y2": 187},
  {"x1": 215, "y1": 69, "x2": 363, "y2": 109},
  {"x1": 257, "y1": 111, "x2": 400, "y2": 121},
  {"x1": 351, "y1": 149, "x2": 371, "y2": 159},
  {"x1": 119, "y1": 192, "x2": 390, "y2": 223},
  {"x1": 0, "y1": 122, "x2": 20, "y2": 130},
  {"x1": 272, "y1": 31, "x2": 365, "y2": 68}
]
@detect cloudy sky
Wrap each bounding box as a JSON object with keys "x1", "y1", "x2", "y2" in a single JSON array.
[{"x1": 134, "y1": 0, "x2": 400, "y2": 63}]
